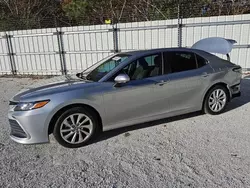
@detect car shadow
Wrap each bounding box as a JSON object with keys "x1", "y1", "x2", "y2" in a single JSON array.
[
  {"x1": 91, "y1": 111, "x2": 201, "y2": 144},
  {"x1": 225, "y1": 75, "x2": 250, "y2": 112},
  {"x1": 90, "y1": 76, "x2": 250, "y2": 145}
]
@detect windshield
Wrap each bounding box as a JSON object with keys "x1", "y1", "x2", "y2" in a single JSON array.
[{"x1": 83, "y1": 54, "x2": 130, "y2": 82}]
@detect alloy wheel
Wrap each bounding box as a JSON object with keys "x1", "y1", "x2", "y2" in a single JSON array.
[
  {"x1": 60, "y1": 113, "x2": 93, "y2": 144},
  {"x1": 208, "y1": 89, "x2": 227, "y2": 112}
]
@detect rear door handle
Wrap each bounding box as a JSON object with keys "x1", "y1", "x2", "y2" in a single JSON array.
[
  {"x1": 202, "y1": 72, "x2": 209, "y2": 77},
  {"x1": 156, "y1": 80, "x2": 169, "y2": 86}
]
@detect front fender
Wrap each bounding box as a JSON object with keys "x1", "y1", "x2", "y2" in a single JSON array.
[{"x1": 43, "y1": 95, "x2": 105, "y2": 136}]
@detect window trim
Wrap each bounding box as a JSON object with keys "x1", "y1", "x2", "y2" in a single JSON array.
[
  {"x1": 163, "y1": 50, "x2": 199, "y2": 74},
  {"x1": 194, "y1": 53, "x2": 209, "y2": 68},
  {"x1": 194, "y1": 53, "x2": 199, "y2": 68},
  {"x1": 161, "y1": 52, "x2": 164, "y2": 75},
  {"x1": 105, "y1": 52, "x2": 164, "y2": 82}
]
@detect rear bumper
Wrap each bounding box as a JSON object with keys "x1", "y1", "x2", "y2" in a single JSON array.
[
  {"x1": 230, "y1": 83, "x2": 241, "y2": 99},
  {"x1": 232, "y1": 91, "x2": 241, "y2": 98}
]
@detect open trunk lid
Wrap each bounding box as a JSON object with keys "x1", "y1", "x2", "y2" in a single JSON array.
[{"x1": 192, "y1": 37, "x2": 237, "y2": 61}]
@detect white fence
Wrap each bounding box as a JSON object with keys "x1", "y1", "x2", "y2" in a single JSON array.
[{"x1": 0, "y1": 14, "x2": 250, "y2": 75}]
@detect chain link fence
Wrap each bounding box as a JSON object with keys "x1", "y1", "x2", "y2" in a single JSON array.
[
  {"x1": 0, "y1": 2, "x2": 250, "y2": 75},
  {"x1": 2, "y1": 1, "x2": 250, "y2": 32}
]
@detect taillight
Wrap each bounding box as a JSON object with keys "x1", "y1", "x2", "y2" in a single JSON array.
[{"x1": 232, "y1": 66, "x2": 242, "y2": 73}]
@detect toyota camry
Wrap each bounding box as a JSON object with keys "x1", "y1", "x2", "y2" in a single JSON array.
[{"x1": 8, "y1": 37, "x2": 242, "y2": 148}]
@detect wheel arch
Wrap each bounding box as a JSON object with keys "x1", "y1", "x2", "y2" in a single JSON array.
[
  {"x1": 48, "y1": 103, "x2": 103, "y2": 135},
  {"x1": 202, "y1": 82, "x2": 231, "y2": 110}
]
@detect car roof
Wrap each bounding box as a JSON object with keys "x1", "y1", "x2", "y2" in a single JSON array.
[
  {"x1": 119, "y1": 47, "x2": 224, "y2": 67},
  {"x1": 121, "y1": 48, "x2": 211, "y2": 57}
]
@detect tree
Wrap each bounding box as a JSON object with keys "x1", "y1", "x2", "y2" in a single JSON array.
[
  {"x1": 207, "y1": 0, "x2": 250, "y2": 16},
  {"x1": 0, "y1": 0, "x2": 250, "y2": 31},
  {"x1": 62, "y1": 0, "x2": 88, "y2": 25},
  {"x1": 0, "y1": 0, "x2": 60, "y2": 30}
]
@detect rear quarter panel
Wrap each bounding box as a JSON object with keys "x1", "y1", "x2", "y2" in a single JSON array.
[
  {"x1": 193, "y1": 50, "x2": 241, "y2": 109},
  {"x1": 200, "y1": 56, "x2": 241, "y2": 105},
  {"x1": 209, "y1": 57, "x2": 241, "y2": 86}
]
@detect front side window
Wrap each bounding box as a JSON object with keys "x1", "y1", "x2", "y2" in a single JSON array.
[
  {"x1": 163, "y1": 52, "x2": 197, "y2": 73},
  {"x1": 109, "y1": 53, "x2": 162, "y2": 81},
  {"x1": 86, "y1": 54, "x2": 130, "y2": 81}
]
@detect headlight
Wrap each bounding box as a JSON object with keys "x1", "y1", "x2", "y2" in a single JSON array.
[{"x1": 14, "y1": 100, "x2": 50, "y2": 111}]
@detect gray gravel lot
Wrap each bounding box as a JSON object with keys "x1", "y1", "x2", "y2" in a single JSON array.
[{"x1": 0, "y1": 76, "x2": 250, "y2": 188}]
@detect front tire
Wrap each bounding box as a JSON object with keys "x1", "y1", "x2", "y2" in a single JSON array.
[
  {"x1": 53, "y1": 107, "x2": 99, "y2": 148},
  {"x1": 203, "y1": 85, "x2": 229, "y2": 115}
]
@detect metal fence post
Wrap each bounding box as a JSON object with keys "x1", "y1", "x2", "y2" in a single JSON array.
[
  {"x1": 177, "y1": 3, "x2": 183, "y2": 48},
  {"x1": 112, "y1": 23, "x2": 120, "y2": 53},
  {"x1": 55, "y1": 29, "x2": 67, "y2": 75},
  {"x1": 5, "y1": 33, "x2": 17, "y2": 75}
]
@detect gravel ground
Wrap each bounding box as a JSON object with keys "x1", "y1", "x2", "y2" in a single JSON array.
[{"x1": 0, "y1": 76, "x2": 250, "y2": 188}]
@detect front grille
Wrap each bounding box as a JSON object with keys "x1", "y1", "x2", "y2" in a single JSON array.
[{"x1": 9, "y1": 119, "x2": 27, "y2": 138}]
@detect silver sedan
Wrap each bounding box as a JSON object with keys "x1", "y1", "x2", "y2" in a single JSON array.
[{"x1": 8, "y1": 37, "x2": 242, "y2": 148}]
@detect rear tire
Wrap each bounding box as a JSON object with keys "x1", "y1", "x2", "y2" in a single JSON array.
[
  {"x1": 53, "y1": 107, "x2": 99, "y2": 148},
  {"x1": 203, "y1": 85, "x2": 229, "y2": 115}
]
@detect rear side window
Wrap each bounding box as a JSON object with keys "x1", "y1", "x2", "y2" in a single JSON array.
[
  {"x1": 163, "y1": 52, "x2": 197, "y2": 73},
  {"x1": 195, "y1": 54, "x2": 208, "y2": 68}
]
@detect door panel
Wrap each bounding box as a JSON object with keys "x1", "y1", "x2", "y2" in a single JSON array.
[
  {"x1": 102, "y1": 79, "x2": 158, "y2": 129},
  {"x1": 161, "y1": 51, "x2": 212, "y2": 113},
  {"x1": 165, "y1": 69, "x2": 204, "y2": 112},
  {"x1": 149, "y1": 75, "x2": 171, "y2": 115},
  {"x1": 165, "y1": 64, "x2": 213, "y2": 112},
  {"x1": 103, "y1": 52, "x2": 165, "y2": 128}
]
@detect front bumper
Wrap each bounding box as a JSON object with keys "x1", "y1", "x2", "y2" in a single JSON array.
[{"x1": 8, "y1": 108, "x2": 50, "y2": 144}]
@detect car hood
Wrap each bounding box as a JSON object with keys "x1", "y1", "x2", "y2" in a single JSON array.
[{"x1": 11, "y1": 74, "x2": 96, "y2": 102}]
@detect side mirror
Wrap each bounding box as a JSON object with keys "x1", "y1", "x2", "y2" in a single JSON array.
[{"x1": 114, "y1": 74, "x2": 130, "y2": 86}]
